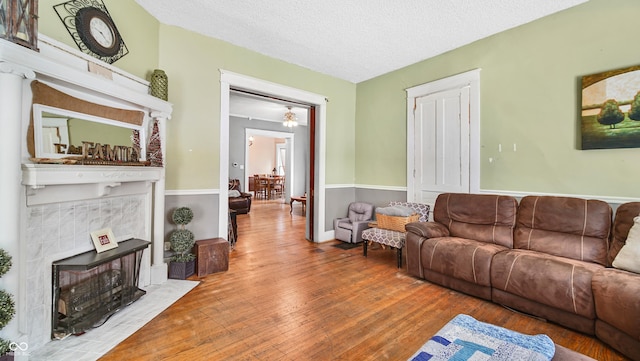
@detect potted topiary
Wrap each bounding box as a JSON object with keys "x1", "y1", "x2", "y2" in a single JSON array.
[
  {"x1": 0, "y1": 249, "x2": 15, "y2": 361},
  {"x1": 168, "y1": 207, "x2": 196, "y2": 279}
]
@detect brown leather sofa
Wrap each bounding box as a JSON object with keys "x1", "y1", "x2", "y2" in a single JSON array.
[
  {"x1": 228, "y1": 179, "x2": 252, "y2": 214},
  {"x1": 592, "y1": 202, "x2": 640, "y2": 360},
  {"x1": 491, "y1": 196, "x2": 611, "y2": 335},
  {"x1": 406, "y1": 193, "x2": 640, "y2": 361},
  {"x1": 405, "y1": 193, "x2": 519, "y2": 301}
]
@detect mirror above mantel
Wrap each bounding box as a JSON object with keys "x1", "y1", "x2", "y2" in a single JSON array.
[
  {"x1": 32, "y1": 104, "x2": 147, "y2": 164},
  {"x1": 27, "y1": 80, "x2": 160, "y2": 167}
]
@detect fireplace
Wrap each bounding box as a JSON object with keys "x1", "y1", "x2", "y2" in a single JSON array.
[
  {"x1": 52, "y1": 239, "x2": 150, "y2": 339},
  {"x1": 0, "y1": 35, "x2": 173, "y2": 351}
]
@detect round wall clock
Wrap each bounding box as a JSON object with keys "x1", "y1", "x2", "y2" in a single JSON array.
[{"x1": 54, "y1": 0, "x2": 129, "y2": 64}]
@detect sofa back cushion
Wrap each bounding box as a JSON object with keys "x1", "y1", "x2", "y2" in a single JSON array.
[
  {"x1": 433, "y1": 193, "x2": 518, "y2": 248},
  {"x1": 515, "y1": 196, "x2": 611, "y2": 266},
  {"x1": 609, "y1": 201, "x2": 640, "y2": 266}
]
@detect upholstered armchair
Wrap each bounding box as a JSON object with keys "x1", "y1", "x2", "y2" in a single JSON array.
[{"x1": 334, "y1": 202, "x2": 375, "y2": 244}]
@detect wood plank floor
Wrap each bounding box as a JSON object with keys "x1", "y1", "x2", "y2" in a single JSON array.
[{"x1": 100, "y1": 199, "x2": 629, "y2": 360}]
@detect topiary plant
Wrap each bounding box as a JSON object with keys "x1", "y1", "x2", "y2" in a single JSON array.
[
  {"x1": 0, "y1": 249, "x2": 13, "y2": 357},
  {"x1": 169, "y1": 207, "x2": 196, "y2": 262},
  {"x1": 0, "y1": 338, "x2": 9, "y2": 357},
  {"x1": 172, "y1": 207, "x2": 194, "y2": 226},
  {"x1": 170, "y1": 229, "x2": 195, "y2": 262},
  {"x1": 0, "y1": 291, "x2": 15, "y2": 330},
  {"x1": 0, "y1": 250, "x2": 11, "y2": 278}
]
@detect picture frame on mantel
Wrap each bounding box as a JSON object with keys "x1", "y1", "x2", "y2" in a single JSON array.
[
  {"x1": 581, "y1": 64, "x2": 640, "y2": 150},
  {"x1": 90, "y1": 228, "x2": 118, "y2": 253}
]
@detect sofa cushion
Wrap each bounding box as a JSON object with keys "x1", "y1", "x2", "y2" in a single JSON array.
[
  {"x1": 612, "y1": 215, "x2": 640, "y2": 273},
  {"x1": 514, "y1": 196, "x2": 611, "y2": 266},
  {"x1": 419, "y1": 236, "x2": 507, "y2": 287},
  {"x1": 491, "y1": 249, "x2": 603, "y2": 319},
  {"x1": 592, "y1": 268, "x2": 640, "y2": 343},
  {"x1": 432, "y1": 193, "x2": 518, "y2": 248}
]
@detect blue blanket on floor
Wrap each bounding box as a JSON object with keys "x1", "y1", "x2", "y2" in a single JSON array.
[{"x1": 408, "y1": 314, "x2": 555, "y2": 361}]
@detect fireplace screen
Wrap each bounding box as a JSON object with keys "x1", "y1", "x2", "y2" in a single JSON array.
[{"x1": 52, "y1": 239, "x2": 150, "y2": 339}]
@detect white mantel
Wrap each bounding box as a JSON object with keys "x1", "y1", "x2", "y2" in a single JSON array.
[{"x1": 0, "y1": 35, "x2": 173, "y2": 352}]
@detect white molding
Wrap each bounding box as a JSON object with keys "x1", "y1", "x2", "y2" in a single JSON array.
[
  {"x1": 324, "y1": 184, "x2": 354, "y2": 189},
  {"x1": 356, "y1": 184, "x2": 407, "y2": 192},
  {"x1": 324, "y1": 184, "x2": 408, "y2": 192},
  {"x1": 0, "y1": 35, "x2": 172, "y2": 115},
  {"x1": 0, "y1": 61, "x2": 35, "y2": 79},
  {"x1": 220, "y1": 70, "x2": 328, "y2": 242},
  {"x1": 479, "y1": 189, "x2": 640, "y2": 206},
  {"x1": 165, "y1": 189, "x2": 218, "y2": 196},
  {"x1": 22, "y1": 164, "x2": 162, "y2": 188}
]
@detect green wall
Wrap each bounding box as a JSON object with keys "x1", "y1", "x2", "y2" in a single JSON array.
[
  {"x1": 356, "y1": 0, "x2": 640, "y2": 199},
  {"x1": 67, "y1": 118, "x2": 132, "y2": 147},
  {"x1": 157, "y1": 26, "x2": 356, "y2": 190},
  {"x1": 37, "y1": 0, "x2": 638, "y2": 199},
  {"x1": 37, "y1": 1, "x2": 357, "y2": 190}
]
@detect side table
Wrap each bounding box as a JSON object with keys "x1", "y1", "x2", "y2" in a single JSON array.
[
  {"x1": 290, "y1": 196, "x2": 306, "y2": 215},
  {"x1": 193, "y1": 238, "x2": 229, "y2": 277}
]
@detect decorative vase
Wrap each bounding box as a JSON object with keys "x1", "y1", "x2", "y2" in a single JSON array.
[
  {"x1": 168, "y1": 259, "x2": 195, "y2": 279},
  {"x1": 150, "y1": 69, "x2": 168, "y2": 100}
]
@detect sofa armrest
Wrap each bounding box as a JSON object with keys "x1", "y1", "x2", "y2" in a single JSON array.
[{"x1": 405, "y1": 221, "x2": 449, "y2": 238}]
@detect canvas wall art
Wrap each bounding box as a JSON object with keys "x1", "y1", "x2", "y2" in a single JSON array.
[{"x1": 581, "y1": 65, "x2": 640, "y2": 149}]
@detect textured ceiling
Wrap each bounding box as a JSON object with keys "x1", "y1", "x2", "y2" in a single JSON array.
[{"x1": 136, "y1": 0, "x2": 587, "y2": 83}]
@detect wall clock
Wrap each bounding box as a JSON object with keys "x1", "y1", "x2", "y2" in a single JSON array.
[{"x1": 54, "y1": 0, "x2": 129, "y2": 64}]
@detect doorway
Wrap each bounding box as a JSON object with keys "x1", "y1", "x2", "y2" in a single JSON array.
[
  {"x1": 219, "y1": 70, "x2": 328, "y2": 242},
  {"x1": 406, "y1": 69, "x2": 481, "y2": 210},
  {"x1": 244, "y1": 128, "x2": 295, "y2": 202}
]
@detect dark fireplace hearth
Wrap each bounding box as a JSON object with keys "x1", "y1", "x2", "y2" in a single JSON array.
[{"x1": 52, "y1": 239, "x2": 150, "y2": 339}]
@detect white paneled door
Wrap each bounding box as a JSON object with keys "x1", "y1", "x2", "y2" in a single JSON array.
[{"x1": 412, "y1": 85, "x2": 471, "y2": 207}]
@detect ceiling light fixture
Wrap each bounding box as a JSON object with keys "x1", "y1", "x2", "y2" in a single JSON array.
[{"x1": 283, "y1": 106, "x2": 298, "y2": 127}]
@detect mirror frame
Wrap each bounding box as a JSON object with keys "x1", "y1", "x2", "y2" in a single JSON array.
[{"x1": 32, "y1": 104, "x2": 147, "y2": 161}]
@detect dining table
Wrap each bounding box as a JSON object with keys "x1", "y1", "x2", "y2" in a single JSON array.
[{"x1": 258, "y1": 175, "x2": 284, "y2": 199}]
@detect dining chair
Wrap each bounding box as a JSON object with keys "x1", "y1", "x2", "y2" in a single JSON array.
[
  {"x1": 254, "y1": 175, "x2": 267, "y2": 199},
  {"x1": 272, "y1": 176, "x2": 285, "y2": 198}
]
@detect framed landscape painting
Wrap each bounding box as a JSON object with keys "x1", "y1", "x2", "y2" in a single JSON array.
[{"x1": 581, "y1": 64, "x2": 640, "y2": 149}]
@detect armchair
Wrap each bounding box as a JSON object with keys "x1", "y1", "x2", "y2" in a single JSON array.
[{"x1": 334, "y1": 202, "x2": 375, "y2": 244}]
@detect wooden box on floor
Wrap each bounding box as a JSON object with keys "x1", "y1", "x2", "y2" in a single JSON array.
[{"x1": 193, "y1": 238, "x2": 229, "y2": 276}]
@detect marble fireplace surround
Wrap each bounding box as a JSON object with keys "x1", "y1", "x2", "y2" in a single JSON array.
[{"x1": 0, "y1": 35, "x2": 172, "y2": 351}]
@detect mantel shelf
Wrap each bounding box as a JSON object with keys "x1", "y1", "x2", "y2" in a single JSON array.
[{"x1": 22, "y1": 163, "x2": 163, "y2": 188}]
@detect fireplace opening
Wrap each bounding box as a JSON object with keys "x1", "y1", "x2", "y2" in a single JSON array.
[{"x1": 51, "y1": 239, "x2": 150, "y2": 339}]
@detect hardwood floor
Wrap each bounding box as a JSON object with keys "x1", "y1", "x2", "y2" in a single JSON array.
[{"x1": 100, "y1": 199, "x2": 629, "y2": 360}]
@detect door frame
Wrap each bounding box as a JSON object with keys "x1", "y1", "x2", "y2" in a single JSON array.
[
  {"x1": 219, "y1": 70, "x2": 328, "y2": 242},
  {"x1": 406, "y1": 68, "x2": 481, "y2": 202},
  {"x1": 244, "y1": 128, "x2": 294, "y2": 202}
]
